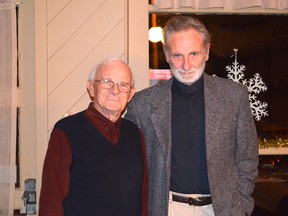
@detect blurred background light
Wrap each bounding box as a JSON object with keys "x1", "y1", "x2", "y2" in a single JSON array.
[{"x1": 148, "y1": 27, "x2": 163, "y2": 43}]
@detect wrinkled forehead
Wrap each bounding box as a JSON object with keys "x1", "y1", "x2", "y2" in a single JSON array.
[
  {"x1": 97, "y1": 61, "x2": 132, "y2": 81},
  {"x1": 165, "y1": 29, "x2": 206, "y2": 50}
]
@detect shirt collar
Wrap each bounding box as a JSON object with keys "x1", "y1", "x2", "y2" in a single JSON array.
[
  {"x1": 172, "y1": 74, "x2": 204, "y2": 95},
  {"x1": 85, "y1": 103, "x2": 121, "y2": 144}
]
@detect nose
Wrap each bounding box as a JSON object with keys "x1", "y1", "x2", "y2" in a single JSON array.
[
  {"x1": 183, "y1": 57, "x2": 191, "y2": 71},
  {"x1": 110, "y1": 84, "x2": 120, "y2": 93}
]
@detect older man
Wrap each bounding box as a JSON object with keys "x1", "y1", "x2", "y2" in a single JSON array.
[{"x1": 39, "y1": 58, "x2": 148, "y2": 216}]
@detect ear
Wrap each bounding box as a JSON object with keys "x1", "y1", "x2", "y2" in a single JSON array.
[
  {"x1": 205, "y1": 43, "x2": 211, "y2": 61},
  {"x1": 87, "y1": 80, "x2": 94, "y2": 98},
  {"x1": 164, "y1": 47, "x2": 170, "y2": 64},
  {"x1": 127, "y1": 88, "x2": 135, "y2": 102}
]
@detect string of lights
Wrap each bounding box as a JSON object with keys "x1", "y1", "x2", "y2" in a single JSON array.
[{"x1": 258, "y1": 137, "x2": 288, "y2": 149}]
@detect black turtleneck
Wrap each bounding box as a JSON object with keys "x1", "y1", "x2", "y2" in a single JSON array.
[{"x1": 170, "y1": 75, "x2": 210, "y2": 194}]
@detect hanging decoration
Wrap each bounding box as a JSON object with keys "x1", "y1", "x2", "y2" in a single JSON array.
[
  {"x1": 225, "y1": 48, "x2": 268, "y2": 121},
  {"x1": 225, "y1": 49, "x2": 288, "y2": 149}
]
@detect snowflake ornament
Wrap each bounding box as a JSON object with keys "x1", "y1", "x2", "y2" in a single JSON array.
[{"x1": 225, "y1": 49, "x2": 268, "y2": 121}]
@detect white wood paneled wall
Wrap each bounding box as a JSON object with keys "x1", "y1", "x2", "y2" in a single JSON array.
[{"x1": 47, "y1": 0, "x2": 127, "y2": 130}]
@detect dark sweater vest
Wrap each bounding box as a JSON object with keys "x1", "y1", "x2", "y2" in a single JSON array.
[{"x1": 55, "y1": 111, "x2": 144, "y2": 216}]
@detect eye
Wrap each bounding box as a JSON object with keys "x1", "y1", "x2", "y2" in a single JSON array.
[
  {"x1": 101, "y1": 79, "x2": 114, "y2": 87},
  {"x1": 102, "y1": 79, "x2": 111, "y2": 84},
  {"x1": 118, "y1": 82, "x2": 127, "y2": 87},
  {"x1": 190, "y1": 52, "x2": 198, "y2": 57},
  {"x1": 118, "y1": 82, "x2": 130, "y2": 89},
  {"x1": 173, "y1": 54, "x2": 182, "y2": 59},
  {"x1": 117, "y1": 82, "x2": 131, "y2": 92}
]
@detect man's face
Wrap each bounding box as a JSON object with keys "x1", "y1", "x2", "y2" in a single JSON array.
[
  {"x1": 87, "y1": 61, "x2": 134, "y2": 120},
  {"x1": 165, "y1": 29, "x2": 210, "y2": 85}
]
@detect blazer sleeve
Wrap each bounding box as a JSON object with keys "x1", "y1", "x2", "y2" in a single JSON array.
[{"x1": 233, "y1": 87, "x2": 259, "y2": 215}]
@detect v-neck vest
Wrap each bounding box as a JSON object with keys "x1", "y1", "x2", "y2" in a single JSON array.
[{"x1": 55, "y1": 111, "x2": 144, "y2": 216}]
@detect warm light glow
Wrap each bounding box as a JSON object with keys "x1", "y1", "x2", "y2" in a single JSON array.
[{"x1": 148, "y1": 27, "x2": 163, "y2": 43}]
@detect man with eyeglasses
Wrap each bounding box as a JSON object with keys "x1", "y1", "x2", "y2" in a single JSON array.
[{"x1": 39, "y1": 58, "x2": 148, "y2": 216}]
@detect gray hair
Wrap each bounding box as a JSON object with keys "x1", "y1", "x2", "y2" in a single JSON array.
[
  {"x1": 162, "y1": 15, "x2": 211, "y2": 51},
  {"x1": 88, "y1": 57, "x2": 135, "y2": 87}
]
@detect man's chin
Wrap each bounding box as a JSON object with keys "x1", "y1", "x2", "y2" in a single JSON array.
[{"x1": 175, "y1": 74, "x2": 198, "y2": 84}]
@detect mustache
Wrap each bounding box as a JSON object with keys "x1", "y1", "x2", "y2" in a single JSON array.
[
  {"x1": 171, "y1": 63, "x2": 206, "y2": 74},
  {"x1": 174, "y1": 69, "x2": 196, "y2": 73}
]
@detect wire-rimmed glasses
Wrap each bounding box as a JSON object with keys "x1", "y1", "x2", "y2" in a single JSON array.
[{"x1": 94, "y1": 79, "x2": 132, "y2": 93}]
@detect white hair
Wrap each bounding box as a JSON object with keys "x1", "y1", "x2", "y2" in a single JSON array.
[{"x1": 88, "y1": 57, "x2": 135, "y2": 87}]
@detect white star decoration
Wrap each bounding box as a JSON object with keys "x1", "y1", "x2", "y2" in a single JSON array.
[{"x1": 225, "y1": 49, "x2": 268, "y2": 121}]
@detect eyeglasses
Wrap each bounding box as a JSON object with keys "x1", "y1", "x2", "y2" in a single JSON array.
[{"x1": 94, "y1": 79, "x2": 132, "y2": 93}]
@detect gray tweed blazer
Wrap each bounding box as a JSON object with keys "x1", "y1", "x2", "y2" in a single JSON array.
[{"x1": 125, "y1": 73, "x2": 258, "y2": 216}]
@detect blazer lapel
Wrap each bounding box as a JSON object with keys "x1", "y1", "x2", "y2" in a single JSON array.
[
  {"x1": 150, "y1": 79, "x2": 173, "y2": 159},
  {"x1": 204, "y1": 74, "x2": 223, "y2": 161}
]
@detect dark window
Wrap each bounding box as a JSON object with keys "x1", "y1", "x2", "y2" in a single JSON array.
[{"x1": 149, "y1": 14, "x2": 288, "y2": 141}]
